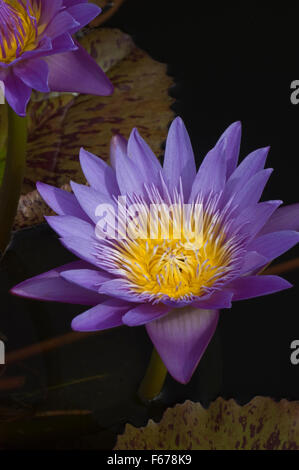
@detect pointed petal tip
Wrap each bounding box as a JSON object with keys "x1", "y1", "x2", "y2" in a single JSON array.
[
  {"x1": 146, "y1": 308, "x2": 219, "y2": 385},
  {"x1": 171, "y1": 115, "x2": 185, "y2": 128},
  {"x1": 9, "y1": 282, "x2": 34, "y2": 300},
  {"x1": 100, "y1": 80, "x2": 114, "y2": 96},
  {"x1": 110, "y1": 134, "x2": 127, "y2": 151},
  {"x1": 9, "y1": 286, "x2": 20, "y2": 297},
  {"x1": 79, "y1": 146, "x2": 86, "y2": 157},
  {"x1": 70, "y1": 180, "x2": 79, "y2": 191},
  {"x1": 130, "y1": 127, "x2": 138, "y2": 135},
  {"x1": 36, "y1": 181, "x2": 53, "y2": 199},
  {"x1": 224, "y1": 120, "x2": 242, "y2": 133},
  {"x1": 36, "y1": 180, "x2": 45, "y2": 191},
  {"x1": 128, "y1": 127, "x2": 141, "y2": 146},
  {"x1": 71, "y1": 315, "x2": 90, "y2": 332},
  {"x1": 79, "y1": 147, "x2": 96, "y2": 163},
  {"x1": 71, "y1": 318, "x2": 81, "y2": 331}
]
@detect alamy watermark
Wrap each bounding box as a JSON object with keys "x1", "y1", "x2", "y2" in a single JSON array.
[
  {"x1": 290, "y1": 340, "x2": 299, "y2": 365},
  {"x1": 290, "y1": 80, "x2": 299, "y2": 105},
  {"x1": 0, "y1": 81, "x2": 5, "y2": 105},
  {"x1": 0, "y1": 340, "x2": 5, "y2": 365},
  {"x1": 94, "y1": 197, "x2": 204, "y2": 242}
]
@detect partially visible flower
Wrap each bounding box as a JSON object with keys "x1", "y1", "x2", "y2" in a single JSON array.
[
  {"x1": 0, "y1": 0, "x2": 113, "y2": 116},
  {"x1": 11, "y1": 118, "x2": 299, "y2": 383}
]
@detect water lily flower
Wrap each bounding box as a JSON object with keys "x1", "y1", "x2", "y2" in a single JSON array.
[
  {"x1": 0, "y1": 0, "x2": 113, "y2": 116},
  {"x1": 11, "y1": 118, "x2": 299, "y2": 384}
]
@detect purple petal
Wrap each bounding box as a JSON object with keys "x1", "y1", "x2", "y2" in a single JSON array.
[
  {"x1": 45, "y1": 215, "x2": 95, "y2": 239},
  {"x1": 98, "y1": 279, "x2": 145, "y2": 303},
  {"x1": 40, "y1": 0, "x2": 63, "y2": 24},
  {"x1": 115, "y1": 144, "x2": 147, "y2": 196},
  {"x1": 239, "y1": 251, "x2": 268, "y2": 275},
  {"x1": 217, "y1": 121, "x2": 241, "y2": 178},
  {"x1": 247, "y1": 230, "x2": 299, "y2": 262},
  {"x1": 44, "y1": 11, "x2": 80, "y2": 39},
  {"x1": 127, "y1": 128, "x2": 162, "y2": 188},
  {"x1": 191, "y1": 290, "x2": 233, "y2": 309},
  {"x1": 79, "y1": 148, "x2": 119, "y2": 196},
  {"x1": 229, "y1": 275, "x2": 292, "y2": 301},
  {"x1": 64, "y1": 0, "x2": 87, "y2": 6},
  {"x1": 45, "y1": 43, "x2": 113, "y2": 96},
  {"x1": 221, "y1": 147, "x2": 269, "y2": 207},
  {"x1": 110, "y1": 134, "x2": 127, "y2": 170},
  {"x1": 10, "y1": 261, "x2": 104, "y2": 305},
  {"x1": 60, "y1": 236, "x2": 98, "y2": 267},
  {"x1": 0, "y1": 36, "x2": 53, "y2": 69},
  {"x1": 231, "y1": 200, "x2": 282, "y2": 240},
  {"x1": 189, "y1": 138, "x2": 226, "y2": 202},
  {"x1": 67, "y1": 3, "x2": 101, "y2": 34},
  {"x1": 14, "y1": 58, "x2": 49, "y2": 92},
  {"x1": 146, "y1": 307, "x2": 219, "y2": 384},
  {"x1": 122, "y1": 303, "x2": 170, "y2": 326},
  {"x1": 61, "y1": 268, "x2": 113, "y2": 291},
  {"x1": 231, "y1": 168, "x2": 273, "y2": 211},
  {"x1": 259, "y1": 203, "x2": 299, "y2": 235},
  {"x1": 49, "y1": 33, "x2": 77, "y2": 55},
  {"x1": 70, "y1": 181, "x2": 116, "y2": 225},
  {"x1": 3, "y1": 71, "x2": 31, "y2": 117},
  {"x1": 37, "y1": 182, "x2": 90, "y2": 221},
  {"x1": 71, "y1": 299, "x2": 131, "y2": 332},
  {"x1": 163, "y1": 117, "x2": 196, "y2": 199}
]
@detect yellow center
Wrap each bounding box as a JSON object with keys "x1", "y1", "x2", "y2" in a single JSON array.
[
  {"x1": 0, "y1": 0, "x2": 41, "y2": 63},
  {"x1": 105, "y1": 199, "x2": 236, "y2": 302}
]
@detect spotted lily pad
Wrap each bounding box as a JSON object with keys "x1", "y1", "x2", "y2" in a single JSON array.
[
  {"x1": 13, "y1": 27, "x2": 173, "y2": 229},
  {"x1": 115, "y1": 398, "x2": 299, "y2": 450},
  {"x1": 22, "y1": 27, "x2": 174, "y2": 194}
]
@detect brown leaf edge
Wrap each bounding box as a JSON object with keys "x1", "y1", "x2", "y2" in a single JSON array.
[
  {"x1": 13, "y1": 183, "x2": 71, "y2": 231},
  {"x1": 115, "y1": 397, "x2": 299, "y2": 450},
  {"x1": 90, "y1": 1, "x2": 126, "y2": 27}
]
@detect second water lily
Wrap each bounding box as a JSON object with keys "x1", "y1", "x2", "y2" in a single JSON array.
[{"x1": 0, "y1": 0, "x2": 113, "y2": 116}]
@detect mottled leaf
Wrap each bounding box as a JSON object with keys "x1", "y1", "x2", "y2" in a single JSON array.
[
  {"x1": 115, "y1": 398, "x2": 299, "y2": 450},
  {"x1": 14, "y1": 27, "x2": 173, "y2": 228}
]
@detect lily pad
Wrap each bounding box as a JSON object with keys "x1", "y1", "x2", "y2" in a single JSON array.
[
  {"x1": 115, "y1": 397, "x2": 299, "y2": 450},
  {"x1": 21, "y1": 27, "x2": 174, "y2": 195},
  {"x1": 13, "y1": 27, "x2": 173, "y2": 230}
]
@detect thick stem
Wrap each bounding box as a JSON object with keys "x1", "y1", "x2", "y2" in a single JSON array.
[
  {"x1": 138, "y1": 347, "x2": 167, "y2": 402},
  {"x1": 0, "y1": 106, "x2": 27, "y2": 254}
]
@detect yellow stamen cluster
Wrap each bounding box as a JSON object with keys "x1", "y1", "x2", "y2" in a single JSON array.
[
  {"x1": 106, "y1": 199, "x2": 235, "y2": 302},
  {"x1": 0, "y1": 0, "x2": 41, "y2": 63}
]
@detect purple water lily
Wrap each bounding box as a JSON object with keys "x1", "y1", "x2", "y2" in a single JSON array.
[
  {"x1": 11, "y1": 118, "x2": 299, "y2": 383},
  {"x1": 0, "y1": 0, "x2": 113, "y2": 116}
]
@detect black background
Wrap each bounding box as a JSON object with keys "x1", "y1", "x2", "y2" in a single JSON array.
[{"x1": 107, "y1": 0, "x2": 299, "y2": 400}]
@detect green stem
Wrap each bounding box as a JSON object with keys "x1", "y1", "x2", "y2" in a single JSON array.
[
  {"x1": 138, "y1": 347, "x2": 167, "y2": 401},
  {"x1": 0, "y1": 106, "x2": 27, "y2": 255}
]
